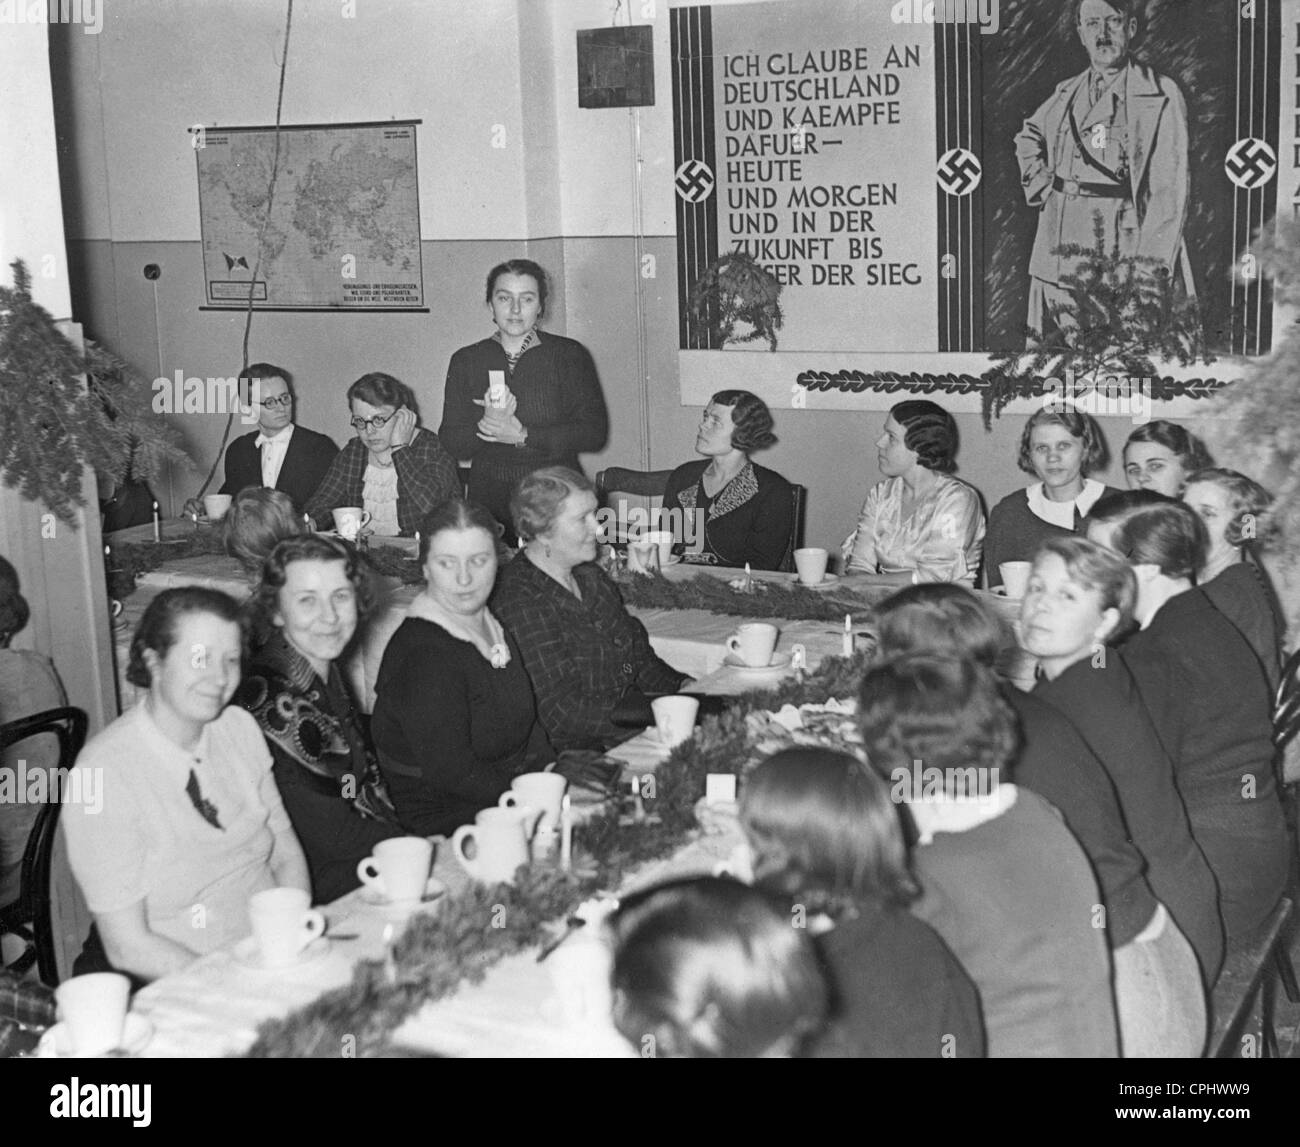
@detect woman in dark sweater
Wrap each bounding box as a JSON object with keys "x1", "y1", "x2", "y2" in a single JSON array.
[
  {"x1": 662, "y1": 390, "x2": 794, "y2": 571},
  {"x1": 739, "y1": 747, "x2": 985, "y2": 1059},
  {"x1": 372, "y1": 500, "x2": 552, "y2": 838},
  {"x1": 439, "y1": 260, "x2": 608, "y2": 543},
  {"x1": 492, "y1": 467, "x2": 689, "y2": 753},
  {"x1": 1088, "y1": 493, "x2": 1289, "y2": 943},
  {"x1": 983, "y1": 407, "x2": 1121, "y2": 589},
  {"x1": 236, "y1": 535, "x2": 402, "y2": 905},
  {"x1": 871, "y1": 581, "x2": 1216, "y2": 1034},
  {"x1": 1181, "y1": 468, "x2": 1285, "y2": 693}
]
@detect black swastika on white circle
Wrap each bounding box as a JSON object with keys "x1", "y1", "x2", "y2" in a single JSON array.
[
  {"x1": 1224, "y1": 138, "x2": 1276, "y2": 190},
  {"x1": 937, "y1": 148, "x2": 982, "y2": 196},
  {"x1": 675, "y1": 159, "x2": 715, "y2": 202}
]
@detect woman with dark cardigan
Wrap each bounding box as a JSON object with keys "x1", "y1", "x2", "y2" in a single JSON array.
[
  {"x1": 1182, "y1": 468, "x2": 1286, "y2": 693},
  {"x1": 492, "y1": 467, "x2": 690, "y2": 753},
  {"x1": 372, "y1": 500, "x2": 552, "y2": 838},
  {"x1": 1087, "y1": 493, "x2": 1289, "y2": 943},
  {"x1": 871, "y1": 581, "x2": 1217, "y2": 1036},
  {"x1": 235, "y1": 535, "x2": 401, "y2": 904},
  {"x1": 662, "y1": 390, "x2": 793, "y2": 570},
  {"x1": 439, "y1": 260, "x2": 609, "y2": 543},
  {"x1": 983, "y1": 407, "x2": 1122, "y2": 588},
  {"x1": 740, "y1": 747, "x2": 985, "y2": 1058}
]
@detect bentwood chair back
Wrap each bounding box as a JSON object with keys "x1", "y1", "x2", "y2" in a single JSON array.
[
  {"x1": 778, "y1": 484, "x2": 806, "y2": 573},
  {"x1": 0, "y1": 707, "x2": 88, "y2": 987},
  {"x1": 595, "y1": 468, "x2": 674, "y2": 542}
]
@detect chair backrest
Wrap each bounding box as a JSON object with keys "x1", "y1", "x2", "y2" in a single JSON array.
[
  {"x1": 0, "y1": 707, "x2": 88, "y2": 986},
  {"x1": 1275, "y1": 647, "x2": 1300, "y2": 785},
  {"x1": 595, "y1": 468, "x2": 674, "y2": 540},
  {"x1": 778, "y1": 484, "x2": 807, "y2": 573}
]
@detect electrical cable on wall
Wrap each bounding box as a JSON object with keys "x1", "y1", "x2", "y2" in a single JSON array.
[{"x1": 192, "y1": 0, "x2": 295, "y2": 502}]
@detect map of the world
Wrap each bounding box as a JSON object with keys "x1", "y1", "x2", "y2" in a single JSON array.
[{"x1": 196, "y1": 121, "x2": 424, "y2": 309}]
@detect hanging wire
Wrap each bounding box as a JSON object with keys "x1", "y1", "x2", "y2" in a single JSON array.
[{"x1": 193, "y1": 0, "x2": 295, "y2": 500}]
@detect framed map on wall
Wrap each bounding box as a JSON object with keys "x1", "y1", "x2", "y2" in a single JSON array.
[{"x1": 195, "y1": 119, "x2": 425, "y2": 311}]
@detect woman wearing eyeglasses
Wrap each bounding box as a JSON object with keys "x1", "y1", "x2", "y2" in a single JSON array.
[{"x1": 305, "y1": 372, "x2": 460, "y2": 537}]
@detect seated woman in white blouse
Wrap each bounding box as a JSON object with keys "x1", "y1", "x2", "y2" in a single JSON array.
[
  {"x1": 63, "y1": 587, "x2": 311, "y2": 983},
  {"x1": 841, "y1": 400, "x2": 985, "y2": 586}
]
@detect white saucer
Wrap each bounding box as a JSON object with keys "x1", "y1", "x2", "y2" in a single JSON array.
[
  {"x1": 793, "y1": 572, "x2": 840, "y2": 590},
  {"x1": 38, "y1": 1014, "x2": 154, "y2": 1058},
  {"x1": 723, "y1": 651, "x2": 793, "y2": 672},
  {"x1": 359, "y1": 876, "x2": 446, "y2": 908},
  {"x1": 661, "y1": 554, "x2": 681, "y2": 566},
  {"x1": 233, "y1": 935, "x2": 332, "y2": 971},
  {"x1": 990, "y1": 586, "x2": 1025, "y2": 601}
]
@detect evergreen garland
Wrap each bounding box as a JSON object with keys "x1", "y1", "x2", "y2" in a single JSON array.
[
  {"x1": 243, "y1": 650, "x2": 872, "y2": 1058},
  {"x1": 613, "y1": 568, "x2": 884, "y2": 621}
]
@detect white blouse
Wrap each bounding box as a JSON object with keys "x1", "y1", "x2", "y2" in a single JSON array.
[{"x1": 363, "y1": 463, "x2": 401, "y2": 537}]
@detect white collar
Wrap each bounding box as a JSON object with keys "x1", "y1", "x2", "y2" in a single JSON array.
[
  {"x1": 1025, "y1": 478, "x2": 1104, "y2": 527},
  {"x1": 256, "y1": 424, "x2": 295, "y2": 448},
  {"x1": 406, "y1": 593, "x2": 511, "y2": 668},
  {"x1": 908, "y1": 784, "x2": 1018, "y2": 845}
]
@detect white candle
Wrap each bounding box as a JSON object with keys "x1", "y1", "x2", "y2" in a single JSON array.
[
  {"x1": 152, "y1": 501, "x2": 161, "y2": 542},
  {"x1": 560, "y1": 794, "x2": 573, "y2": 871},
  {"x1": 303, "y1": 513, "x2": 311, "y2": 531},
  {"x1": 415, "y1": 531, "x2": 421, "y2": 551},
  {"x1": 104, "y1": 544, "x2": 111, "y2": 563},
  {"x1": 842, "y1": 613, "x2": 854, "y2": 658}
]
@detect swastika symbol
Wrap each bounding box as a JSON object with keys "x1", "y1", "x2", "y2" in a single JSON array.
[
  {"x1": 675, "y1": 159, "x2": 715, "y2": 202},
  {"x1": 1224, "y1": 138, "x2": 1277, "y2": 190},
  {"x1": 937, "y1": 148, "x2": 982, "y2": 196}
]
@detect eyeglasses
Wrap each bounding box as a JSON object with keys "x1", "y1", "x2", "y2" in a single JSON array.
[
  {"x1": 350, "y1": 411, "x2": 395, "y2": 433},
  {"x1": 258, "y1": 394, "x2": 293, "y2": 409},
  {"x1": 1081, "y1": 16, "x2": 1127, "y2": 33}
]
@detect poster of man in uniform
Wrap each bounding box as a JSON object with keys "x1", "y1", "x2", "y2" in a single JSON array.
[{"x1": 671, "y1": 0, "x2": 1290, "y2": 409}]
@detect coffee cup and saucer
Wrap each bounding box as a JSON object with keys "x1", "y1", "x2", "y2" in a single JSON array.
[
  {"x1": 234, "y1": 887, "x2": 331, "y2": 971},
  {"x1": 722, "y1": 623, "x2": 791, "y2": 672},
  {"x1": 38, "y1": 973, "x2": 153, "y2": 1057},
  {"x1": 356, "y1": 837, "x2": 445, "y2": 912}
]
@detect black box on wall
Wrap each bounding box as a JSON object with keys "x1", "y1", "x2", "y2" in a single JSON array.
[{"x1": 577, "y1": 26, "x2": 655, "y2": 109}]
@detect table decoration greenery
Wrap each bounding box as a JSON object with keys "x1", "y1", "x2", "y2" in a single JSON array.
[
  {"x1": 613, "y1": 568, "x2": 878, "y2": 621},
  {"x1": 243, "y1": 649, "x2": 873, "y2": 1058}
]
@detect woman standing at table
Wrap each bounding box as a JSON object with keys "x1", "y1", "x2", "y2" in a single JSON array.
[
  {"x1": 492, "y1": 467, "x2": 690, "y2": 753},
  {"x1": 662, "y1": 390, "x2": 793, "y2": 571},
  {"x1": 739, "y1": 747, "x2": 986, "y2": 1058},
  {"x1": 1181, "y1": 468, "x2": 1285, "y2": 693},
  {"x1": 236, "y1": 535, "x2": 401, "y2": 904},
  {"x1": 983, "y1": 407, "x2": 1120, "y2": 589},
  {"x1": 62, "y1": 588, "x2": 311, "y2": 982},
  {"x1": 439, "y1": 260, "x2": 609, "y2": 544},
  {"x1": 372, "y1": 499, "x2": 552, "y2": 837},
  {"x1": 841, "y1": 400, "x2": 985, "y2": 586},
  {"x1": 1122, "y1": 420, "x2": 1212, "y2": 498},
  {"x1": 1086, "y1": 495, "x2": 1289, "y2": 943},
  {"x1": 306, "y1": 372, "x2": 460, "y2": 538}
]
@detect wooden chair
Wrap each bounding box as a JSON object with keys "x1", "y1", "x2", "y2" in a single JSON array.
[
  {"x1": 778, "y1": 483, "x2": 806, "y2": 573},
  {"x1": 1207, "y1": 897, "x2": 1299, "y2": 1057},
  {"x1": 595, "y1": 468, "x2": 674, "y2": 544},
  {"x1": 0, "y1": 707, "x2": 88, "y2": 987}
]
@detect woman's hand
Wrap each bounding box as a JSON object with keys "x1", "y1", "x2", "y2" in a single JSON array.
[
  {"x1": 476, "y1": 400, "x2": 527, "y2": 445},
  {"x1": 388, "y1": 406, "x2": 418, "y2": 451}
]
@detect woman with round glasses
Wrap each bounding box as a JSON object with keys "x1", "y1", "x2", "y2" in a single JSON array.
[{"x1": 306, "y1": 372, "x2": 460, "y2": 537}]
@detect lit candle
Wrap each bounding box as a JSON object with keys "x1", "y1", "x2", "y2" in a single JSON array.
[
  {"x1": 104, "y1": 544, "x2": 111, "y2": 564},
  {"x1": 302, "y1": 512, "x2": 311, "y2": 532},
  {"x1": 842, "y1": 613, "x2": 854, "y2": 658},
  {"x1": 560, "y1": 794, "x2": 572, "y2": 871},
  {"x1": 152, "y1": 500, "x2": 161, "y2": 542},
  {"x1": 414, "y1": 530, "x2": 421, "y2": 551},
  {"x1": 744, "y1": 561, "x2": 752, "y2": 592}
]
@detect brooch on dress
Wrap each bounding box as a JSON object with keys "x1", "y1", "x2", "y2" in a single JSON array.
[
  {"x1": 489, "y1": 643, "x2": 510, "y2": 669},
  {"x1": 186, "y1": 769, "x2": 224, "y2": 831}
]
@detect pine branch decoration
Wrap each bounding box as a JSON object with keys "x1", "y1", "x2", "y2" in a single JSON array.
[
  {"x1": 685, "y1": 249, "x2": 784, "y2": 351},
  {"x1": 0, "y1": 259, "x2": 187, "y2": 523},
  {"x1": 980, "y1": 217, "x2": 1214, "y2": 428}
]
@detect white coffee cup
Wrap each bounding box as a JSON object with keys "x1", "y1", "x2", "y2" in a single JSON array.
[
  {"x1": 451, "y1": 816, "x2": 530, "y2": 884},
  {"x1": 626, "y1": 540, "x2": 660, "y2": 574},
  {"x1": 332, "y1": 506, "x2": 373, "y2": 540},
  {"x1": 356, "y1": 836, "x2": 433, "y2": 903},
  {"x1": 480, "y1": 803, "x2": 543, "y2": 841},
  {"x1": 794, "y1": 547, "x2": 829, "y2": 585},
  {"x1": 652, "y1": 695, "x2": 700, "y2": 746},
  {"x1": 642, "y1": 529, "x2": 674, "y2": 566},
  {"x1": 248, "y1": 887, "x2": 326, "y2": 967},
  {"x1": 726, "y1": 622, "x2": 779, "y2": 667},
  {"x1": 500, "y1": 772, "x2": 567, "y2": 833},
  {"x1": 203, "y1": 494, "x2": 232, "y2": 521},
  {"x1": 999, "y1": 561, "x2": 1033, "y2": 599},
  {"x1": 55, "y1": 972, "x2": 130, "y2": 1055}
]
